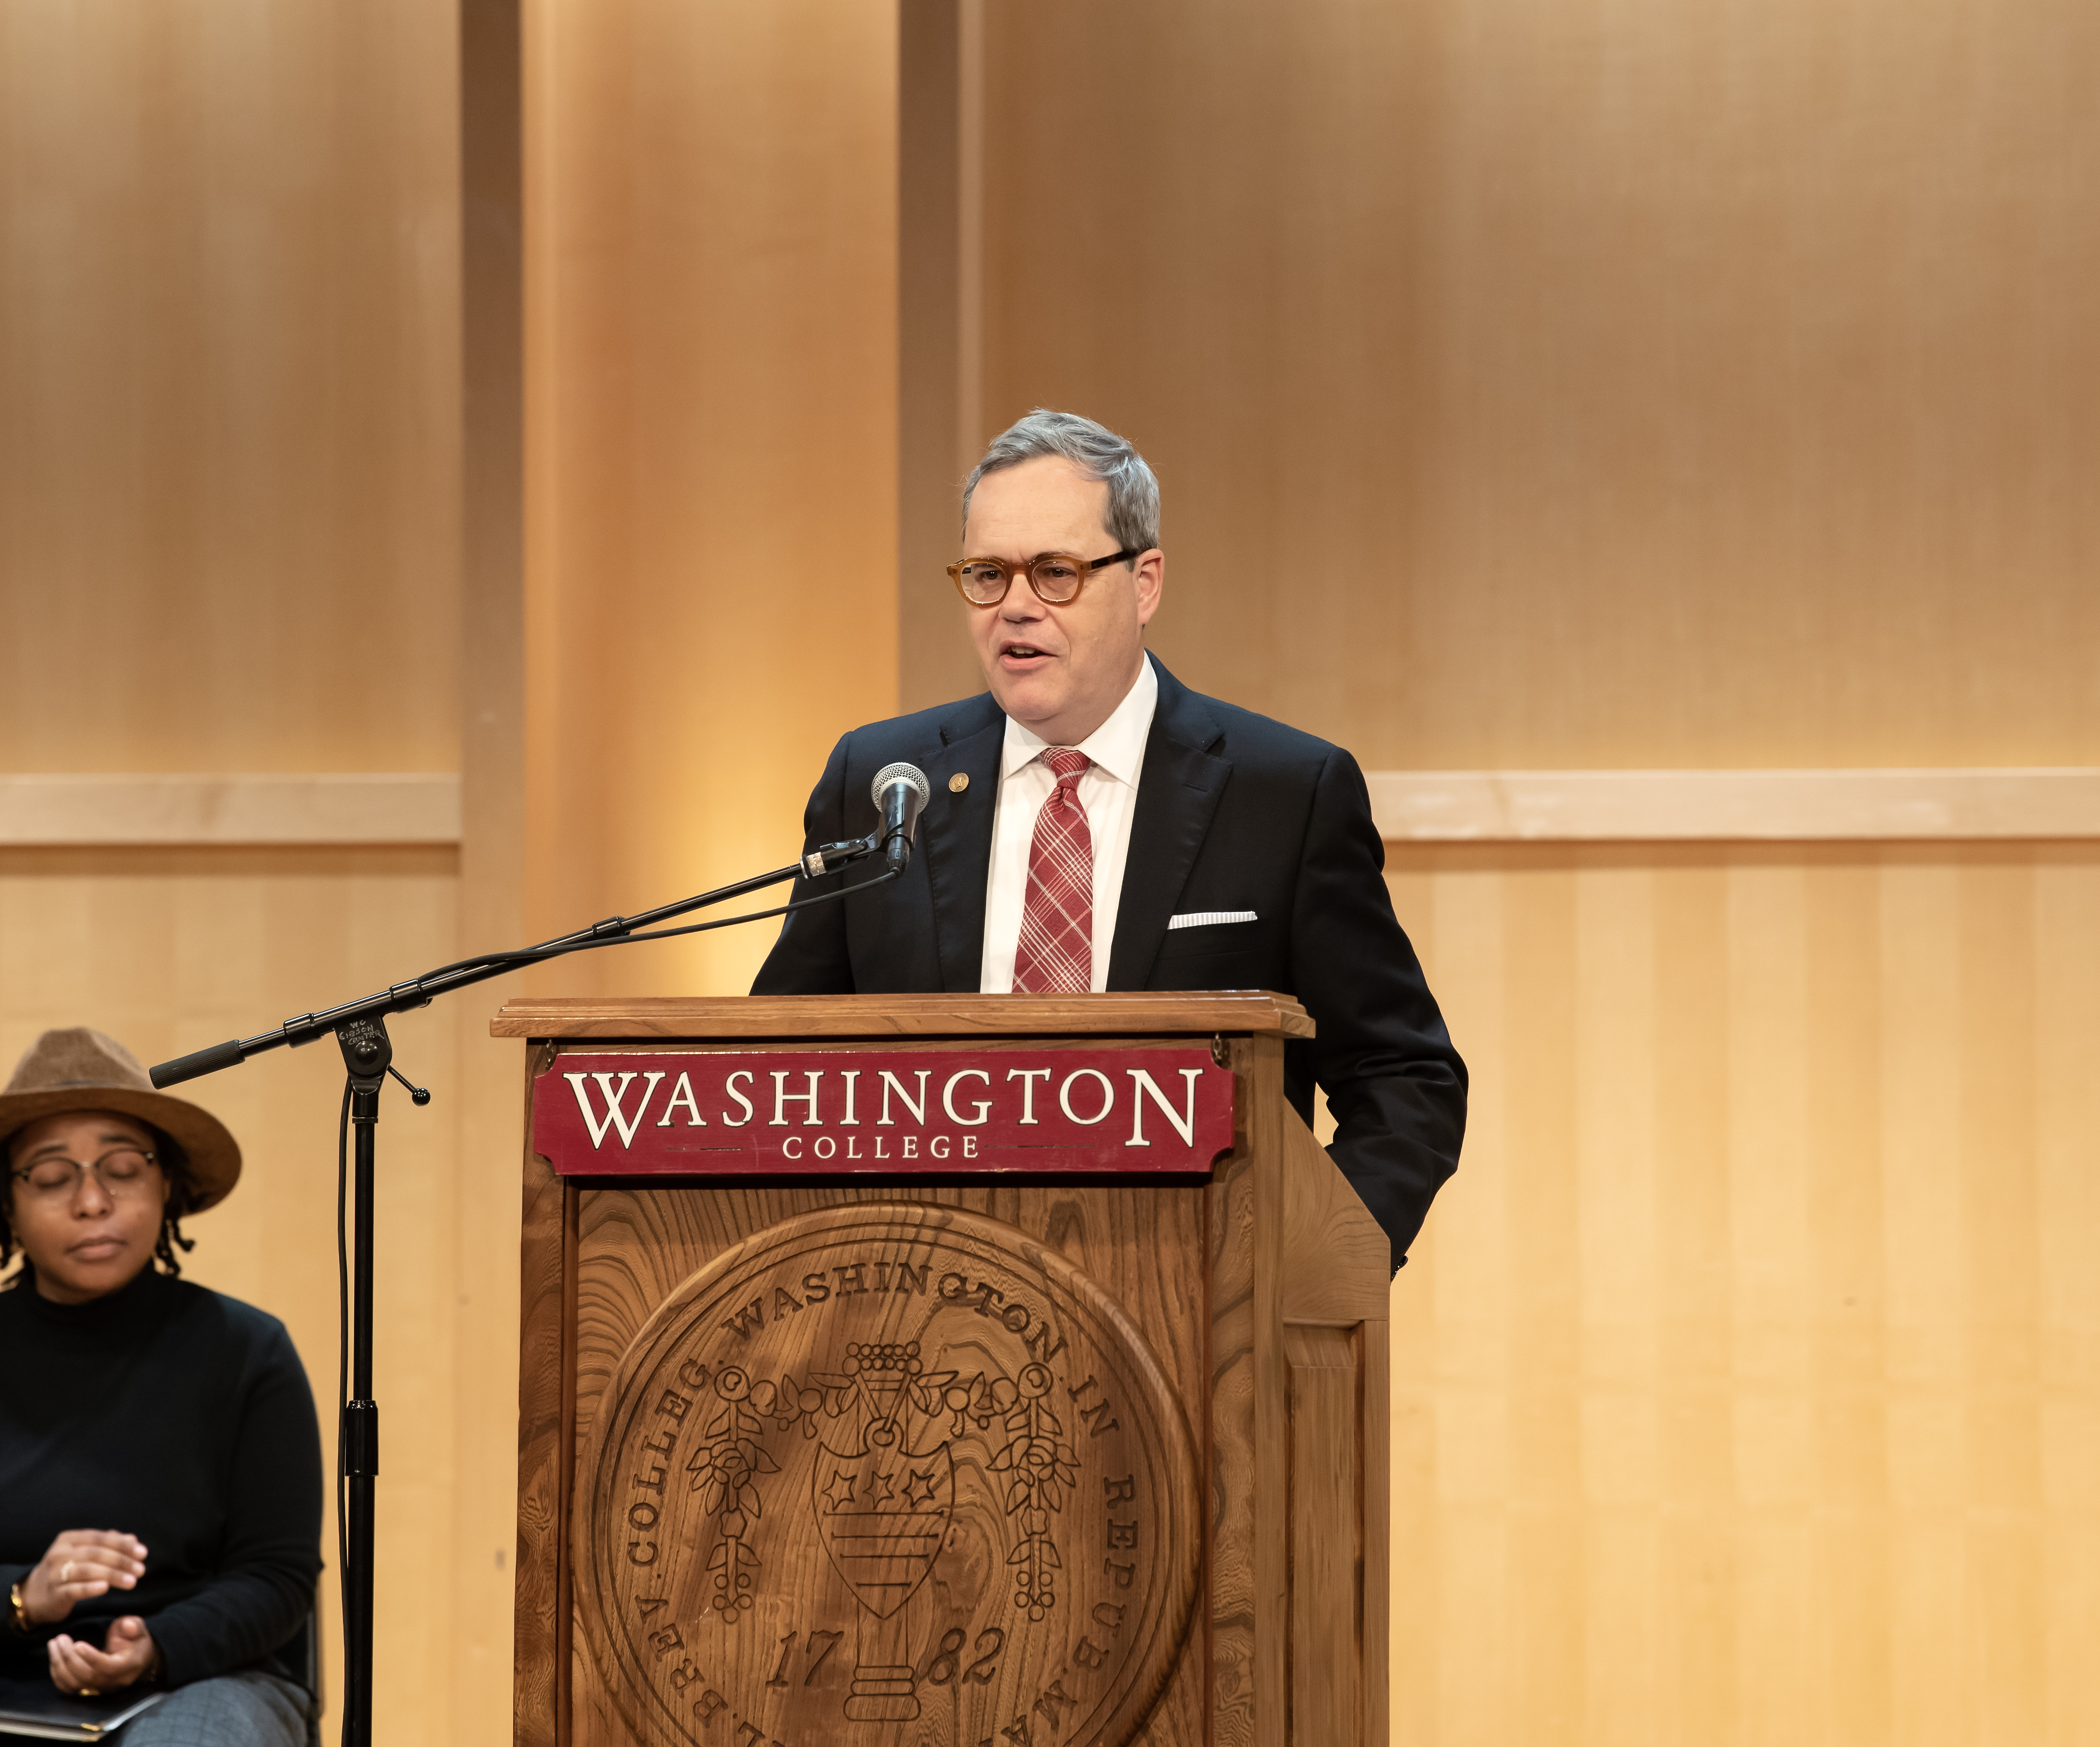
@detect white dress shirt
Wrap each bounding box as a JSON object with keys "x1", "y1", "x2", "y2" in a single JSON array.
[{"x1": 979, "y1": 653, "x2": 1160, "y2": 994}]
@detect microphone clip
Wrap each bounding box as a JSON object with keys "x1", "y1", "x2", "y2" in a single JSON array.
[{"x1": 802, "y1": 835, "x2": 882, "y2": 878}]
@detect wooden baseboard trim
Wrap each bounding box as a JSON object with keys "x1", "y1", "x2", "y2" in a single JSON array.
[
  {"x1": 1366, "y1": 767, "x2": 2100, "y2": 843},
  {"x1": 0, "y1": 773, "x2": 462, "y2": 845}
]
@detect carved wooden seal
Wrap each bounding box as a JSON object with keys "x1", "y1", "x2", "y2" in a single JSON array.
[{"x1": 575, "y1": 1202, "x2": 1202, "y2": 1747}]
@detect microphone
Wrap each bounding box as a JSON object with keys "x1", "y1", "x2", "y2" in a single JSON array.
[{"x1": 871, "y1": 762, "x2": 931, "y2": 871}]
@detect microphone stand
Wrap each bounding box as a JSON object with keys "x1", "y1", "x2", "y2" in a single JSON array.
[{"x1": 150, "y1": 832, "x2": 893, "y2": 1747}]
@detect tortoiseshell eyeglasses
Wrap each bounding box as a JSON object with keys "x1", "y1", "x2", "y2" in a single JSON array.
[{"x1": 947, "y1": 548, "x2": 1141, "y2": 607}]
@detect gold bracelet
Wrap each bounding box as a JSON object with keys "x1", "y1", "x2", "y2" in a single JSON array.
[{"x1": 5, "y1": 1582, "x2": 28, "y2": 1634}]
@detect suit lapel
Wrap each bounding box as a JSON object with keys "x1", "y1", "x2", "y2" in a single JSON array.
[
  {"x1": 917, "y1": 695, "x2": 1007, "y2": 993},
  {"x1": 1107, "y1": 661, "x2": 1231, "y2": 991}
]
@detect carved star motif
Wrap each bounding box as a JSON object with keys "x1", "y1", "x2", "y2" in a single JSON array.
[
  {"x1": 821, "y1": 1469, "x2": 857, "y2": 1513},
  {"x1": 903, "y1": 1467, "x2": 939, "y2": 1508},
  {"x1": 864, "y1": 1468, "x2": 897, "y2": 1506}
]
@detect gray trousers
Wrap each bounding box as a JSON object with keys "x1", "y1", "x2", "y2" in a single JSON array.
[{"x1": 120, "y1": 1672, "x2": 310, "y2": 1747}]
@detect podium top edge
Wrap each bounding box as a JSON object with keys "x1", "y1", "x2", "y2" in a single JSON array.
[{"x1": 489, "y1": 992, "x2": 1315, "y2": 1041}]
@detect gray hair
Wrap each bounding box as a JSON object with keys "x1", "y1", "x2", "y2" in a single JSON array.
[{"x1": 962, "y1": 409, "x2": 1161, "y2": 553}]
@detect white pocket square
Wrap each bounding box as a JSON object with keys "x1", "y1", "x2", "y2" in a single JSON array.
[{"x1": 1167, "y1": 910, "x2": 1258, "y2": 930}]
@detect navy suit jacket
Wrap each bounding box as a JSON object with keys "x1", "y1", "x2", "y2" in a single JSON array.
[{"x1": 752, "y1": 658, "x2": 1467, "y2": 1268}]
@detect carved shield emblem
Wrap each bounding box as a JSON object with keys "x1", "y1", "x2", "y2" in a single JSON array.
[
  {"x1": 573, "y1": 1202, "x2": 1202, "y2": 1747},
  {"x1": 811, "y1": 1424, "x2": 955, "y2": 1621}
]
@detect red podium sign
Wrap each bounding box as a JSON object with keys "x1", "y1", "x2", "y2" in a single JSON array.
[{"x1": 530, "y1": 1045, "x2": 1234, "y2": 1179}]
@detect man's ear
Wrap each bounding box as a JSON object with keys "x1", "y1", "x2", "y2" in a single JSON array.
[{"x1": 1133, "y1": 549, "x2": 1165, "y2": 628}]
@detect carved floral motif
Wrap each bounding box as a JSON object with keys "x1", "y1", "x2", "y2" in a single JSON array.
[{"x1": 676, "y1": 1344, "x2": 1080, "y2": 1626}]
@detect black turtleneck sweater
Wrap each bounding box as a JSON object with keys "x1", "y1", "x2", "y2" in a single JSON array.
[{"x1": 0, "y1": 1268, "x2": 321, "y2": 1690}]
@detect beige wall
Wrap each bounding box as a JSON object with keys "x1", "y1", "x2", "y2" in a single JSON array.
[
  {"x1": 6, "y1": 1, "x2": 2100, "y2": 1745},
  {"x1": 0, "y1": 0, "x2": 463, "y2": 774},
  {"x1": 0, "y1": 5, "x2": 473, "y2": 1744},
  {"x1": 900, "y1": 0, "x2": 2100, "y2": 770},
  {"x1": 522, "y1": 0, "x2": 899, "y2": 1001},
  {"x1": 1387, "y1": 844, "x2": 2100, "y2": 1743}
]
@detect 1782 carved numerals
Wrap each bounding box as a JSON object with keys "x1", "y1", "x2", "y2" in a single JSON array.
[{"x1": 577, "y1": 1205, "x2": 1200, "y2": 1747}]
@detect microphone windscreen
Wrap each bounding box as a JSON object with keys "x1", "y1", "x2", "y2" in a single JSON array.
[{"x1": 870, "y1": 762, "x2": 931, "y2": 807}]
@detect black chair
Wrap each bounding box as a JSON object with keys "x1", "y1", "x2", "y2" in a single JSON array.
[{"x1": 282, "y1": 1599, "x2": 323, "y2": 1747}]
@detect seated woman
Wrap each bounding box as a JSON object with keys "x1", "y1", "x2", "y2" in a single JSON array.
[{"x1": 0, "y1": 1028, "x2": 321, "y2": 1746}]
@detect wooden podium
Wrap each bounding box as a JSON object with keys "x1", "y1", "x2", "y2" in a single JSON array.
[{"x1": 500, "y1": 993, "x2": 1389, "y2": 1747}]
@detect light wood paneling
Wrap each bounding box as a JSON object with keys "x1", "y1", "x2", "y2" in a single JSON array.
[
  {"x1": 0, "y1": 0, "x2": 462, "y2": 774},
  {"x1": 0, "y1": 8, "x2": 483, "y2": 1745},
  {"x1": 15, "y1": 765, "x2": 2100, "y2": 850},
  {"x1": 1367, "y1": 768, "x2": 2100, "y2": 843},
  {"x1": 522, "y1": 0, "x2": 900, "y2": 1000},
  {"x1": 1381, "y1": 843, "x2": 2100, "y2": 1745},
  {"x1": 957, "y1": 0, "x2": 2100, "y2": 768},
  {"x1": 455, "y1": 2, "x2": 530, "y2": 1737},
  {"x1": 0, "y1": 774, "x2": 462, "y2": 845},
  {"x1": 897, "y1": 0, "x2": 976, "y2": 716}
]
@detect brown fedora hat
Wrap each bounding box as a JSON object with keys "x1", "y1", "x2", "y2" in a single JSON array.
[{"x1": 0, "y1": 1028, "x2": 241, "y2": 1212}]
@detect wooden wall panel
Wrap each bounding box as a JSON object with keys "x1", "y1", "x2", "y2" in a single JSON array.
[
  {"x1": 457, "y1": 0, "x2": 529, "y2": 1737},
  {"x1": 0, "y1": 7, "x2": 478, "y2": 1745},
  {"x1": 522, "y1": 0, "x2": 899, "y2": 1000},
  {"x1": 1381, "y1": 845, "x2": 2100, "y2": 1745},
  {"x1": 896, "y1": 0, "x2": 976, "y2": 718},
  {"x1": 0, "y1": 0, "x2": 462, "y2": 774},
  {"x1": 946, "y1": 0, "x2": 2100, "y2": 768}
]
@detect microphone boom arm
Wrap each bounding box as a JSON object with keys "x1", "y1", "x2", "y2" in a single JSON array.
[{"x1": 150, "y1": 832, "x2": 889, "y2": 1089}]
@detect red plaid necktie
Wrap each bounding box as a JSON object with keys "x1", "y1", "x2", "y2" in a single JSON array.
[{"x1": 1011, "y1": 749, "x2": 1093, "y2": 994}]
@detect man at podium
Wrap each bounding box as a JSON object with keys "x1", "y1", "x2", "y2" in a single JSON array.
[{"x1": 755, "y1": 409, "x2": 1466, "y2": 1270}]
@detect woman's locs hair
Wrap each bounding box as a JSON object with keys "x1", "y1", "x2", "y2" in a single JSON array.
[
  {"x1": 151, "y1": 1135, "x2": 200, "y2": 1275},
  {"x1": 0, "y1": 1125, "x2": 197, "y2": 1288}
]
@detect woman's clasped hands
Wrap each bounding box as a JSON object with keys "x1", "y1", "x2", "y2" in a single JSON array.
[{"x1": 17, "y1": 1529, "x2": 160, "y2": 1693}]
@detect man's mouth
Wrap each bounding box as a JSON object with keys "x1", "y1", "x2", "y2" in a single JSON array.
[{"x1": 1000, "y1": 642, "x2": 1051, "y2": 663}]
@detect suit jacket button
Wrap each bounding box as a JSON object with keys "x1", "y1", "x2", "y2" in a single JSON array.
[{"x1": 948, "y1": 773, "x2": 970, "y2": 793}]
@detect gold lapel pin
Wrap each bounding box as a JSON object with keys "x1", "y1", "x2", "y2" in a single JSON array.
[{"x1": 948, "y1": 773, "x2": 970, "y2": 793}]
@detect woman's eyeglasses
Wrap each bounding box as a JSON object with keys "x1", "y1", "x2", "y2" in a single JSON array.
[{"x1": 9, "y1": 1148, "x2": 161, "y2": 1202}]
